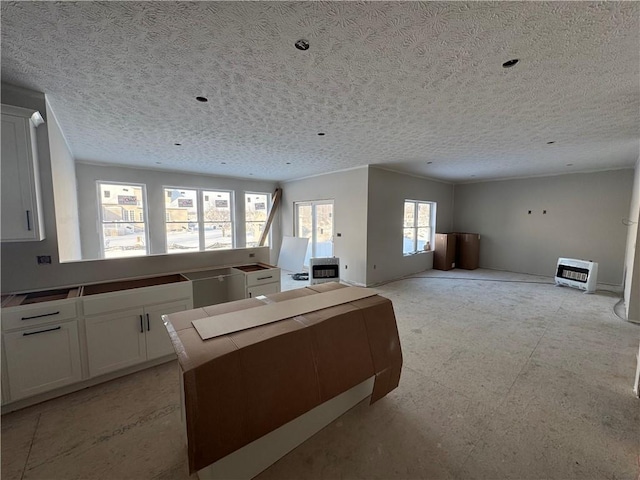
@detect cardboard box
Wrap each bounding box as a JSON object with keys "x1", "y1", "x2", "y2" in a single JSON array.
[
  {"x1": 456, "y1": 233, "x2": 480, "y2": 270},
  {"x1": 163, "y1": 282, "x2": 402, "y2": 475},
  {"x1": 433, "y1": 233, "x2": 457, "y2": 270}
]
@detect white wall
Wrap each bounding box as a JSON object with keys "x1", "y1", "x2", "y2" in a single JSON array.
[
  {"x1": 366, "y1": 167, "x2": 454, "y2": 285},
  {"x1": 280, "y1": 167, "x2": 369, "y2": 286},
  {"x1": 46, "y1": 97, "x2": 82, "y2": 261},
  {"x1": 76, "y1": 162, "x2": 280, "y2": 261},
  {"x1": 453, "y1": 170, "x2": 634, "y2": 285},
  {"x1": 623, "y1": 158, "x2": 640, "y2": 321}
]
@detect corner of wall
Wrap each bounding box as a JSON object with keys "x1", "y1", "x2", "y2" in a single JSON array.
[{"x1": 624, "y1": 156, "x2": 640, "y2": 321}]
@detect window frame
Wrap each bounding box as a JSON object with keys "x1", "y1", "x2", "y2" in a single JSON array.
[
  {"x1": 244, "y1": 191, "x2": 272, "y2": 248},
  {"x1": 97, "y1": 181, "x2": 149, "y2": 259},
  {"x1": 164, "y1": 187, "x2": 201, "y2": 254},
  {"x1": 294, "y1": 199, "x2": 334, "y2": 268},
  {"x1": 403, "y1": 199, "x2": 436, "y2": 256},
  {"x1": 163, "y1": 186, "x2": 236, "y2": 253}
]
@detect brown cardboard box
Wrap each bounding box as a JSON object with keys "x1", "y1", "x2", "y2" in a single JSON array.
[
  {"x1": 163, "y1": 283, "x2": 402, "y2": 474},
  {"x1": 456, "y1": 233, "x2": 480, "y2": 270},
  {"x1": 433, "y1": 233, "x2": 457, "y2": 270}
]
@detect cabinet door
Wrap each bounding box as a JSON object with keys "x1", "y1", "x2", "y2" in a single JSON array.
[
  {"x1": 1, "y1": 110, "x2": 44, "y2": 241},
  {"x1": 144, "y1": 300, "x2": 189, "y2": 360},
  {"x1": 247, "y1": 282, "x2": 280, "y2": 298},
  {"x1": 3, "y1": 322, "x2": 82, "y2": 401},
  {"x1": 85, "y1": 308, "x2": 146, "y2": 378}
]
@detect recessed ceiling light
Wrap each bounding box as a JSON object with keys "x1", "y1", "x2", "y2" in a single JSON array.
[
  {"x1": 174, "y1": 143, "x2": 182, "y2": 146},
  {"x1": 566, "y1": 163, "x2": 573, "y2": 166},
  {"x1": 286, "y1": 162, "x2": 291, "y2": 165},
  {"x1": 295, "y1": 39, "x2": 310, "y2": 51},
  {"x1": 546, "y1": 141, "x2": 555, "y2": 144},
  {"x1": 317, "y1": 132, "x2": 325, "y2": 136},
  {"x1": 196, "y1": 96, "x2": 208, "y2": 102},
  {"x1": 502, "y1": 59, "x2": 519, "y2": 68},
  {"x1": 426, "y1": 161, "x2": 433, "y2": 164}
]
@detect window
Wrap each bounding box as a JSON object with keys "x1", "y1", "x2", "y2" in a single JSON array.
[
  {"x1": 403, "y1": 200, "x2": 436, "y2": 255},
  {"x1": 245, "y1": 192, "x2": 271, "y2": 247},
  {"x1": 165, "y1": 188, "x2": 199, "y2": 253},
  {"x1": 203, "y1": 190, "x2": 234, "y2": 250},
  {"x1": 295, "y1": 200, "x2": 334, "y2": 267},
  {"x1": 164, "y1": 187, "x2": 234, "y2": 253},
  {"x1": 98, "y1": 182, "x2": 148, "y2": 259}
]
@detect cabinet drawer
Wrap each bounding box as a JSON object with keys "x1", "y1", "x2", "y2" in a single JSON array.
[
  {"x1": 2, "y1": 300, "x2": 78, "y2": 331},
  {"x1": 245, "y1": 269, "x2": 280, "y2": 287},
  {"x1": 3, "y1": 320, "x2": 82, "y2": 401}
]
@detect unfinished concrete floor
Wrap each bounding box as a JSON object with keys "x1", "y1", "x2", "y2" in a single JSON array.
[{"x1": 2, "y1": 269, "x2": 639, "y2": 479}]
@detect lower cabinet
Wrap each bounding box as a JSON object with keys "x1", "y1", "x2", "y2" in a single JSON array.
[
  {"x1": 145, "y1": 301, "x2": 187, "y2": 360},
  {"x1": 85, "y1": 308, "x2": 146, "y2": 378},
  {"x1": 229, "y1": 265, "x2": 282, "y2": 299},
  {"x1": 3, "y1": 321, "x2": 82, "y2": 401},
  {"x1": 247, "y1": 282, "x2": 280, "y2": 298},
  {"x1": 1, "y1": 279, "x2": 193, "y2": 408},
  {"x1": 85, "y1": 300, "x2": 189, "y2": 378}
]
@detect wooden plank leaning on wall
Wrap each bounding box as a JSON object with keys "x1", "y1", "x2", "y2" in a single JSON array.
[{"x1": 258, "y1": 188, "x2": 282, "y2": 247}]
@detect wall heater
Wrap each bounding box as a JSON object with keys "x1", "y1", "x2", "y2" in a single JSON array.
[
  {"x1": 309, "y1": 257, "x2": 340, "y2": 285},
  {"x1": 555, "y1": 257, "x2": 598, "y2": 293}
]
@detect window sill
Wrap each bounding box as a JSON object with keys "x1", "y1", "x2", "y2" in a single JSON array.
[{"x1": 403, "y1": 250, "x2": 433, "y2": 257}]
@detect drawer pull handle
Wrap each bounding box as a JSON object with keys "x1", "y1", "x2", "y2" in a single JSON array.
[
  {"x1": 146, "y1": 313, "x2": 150, "y2": 331},
  {"x1": 23, "y1": 326, "x2": 61, "y2": 336},
  {"x1": 26, "y1": 210, "x2": 32, "y2": 231},
  {"x1": 257, "y1": 275, "x2": 273, "y2": 281},
  {"x1": 22, "y1": 311, "x2": 60, "y2": 321},
  {"x1": 139, "y1": 315, "x2": 144, "y2": 333}
]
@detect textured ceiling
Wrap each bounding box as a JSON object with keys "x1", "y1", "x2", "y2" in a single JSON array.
[{"x1": 1, "y1": 1, "x2": 639, "y2": 183}]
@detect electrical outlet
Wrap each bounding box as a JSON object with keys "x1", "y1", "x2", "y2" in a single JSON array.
[
  {"x1": 37, "y1": 255, "x2": 52, "y2": 265},
  {"x1": 543, "y1": 210, "x2": 547, "y2": 214},
  {"x1": 249, "y1": 253, "x2": 255, "y2": 258},
  {"x1": 528, "y1": 210, "x2": 532, "y2": 214}
]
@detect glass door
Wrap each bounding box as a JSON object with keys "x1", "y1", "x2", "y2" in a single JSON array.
[{"x1": 295, "y1": 200, "x2": 334, "y2": 268}]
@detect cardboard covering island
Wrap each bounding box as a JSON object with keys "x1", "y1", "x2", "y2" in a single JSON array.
[{"x1": 163, "y1": 282, "x2": 403, "y2": 476}]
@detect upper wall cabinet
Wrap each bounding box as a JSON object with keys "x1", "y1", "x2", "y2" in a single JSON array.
[{"x1": 1, "y1": 104, "x2": 46, "y2": 242}]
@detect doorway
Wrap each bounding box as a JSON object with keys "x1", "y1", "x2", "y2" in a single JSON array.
[{"x1": 295, "y1": 200, "x2": 334, "y2": 268}]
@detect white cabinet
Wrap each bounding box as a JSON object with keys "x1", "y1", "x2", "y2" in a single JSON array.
[
  {"x1": 1, "y1": 104, "x2": 45, "y2": 242},
  {"x1": 3, "y1": 323, "x2": 82, "y2": 401},
  {"x1": 0, "y1": 280, "x2": 192, "y2": 408},
  {"x1": 229, "y1": 264, "x2": 281, "y2": 299},
  {"x1": 85, "y1": 308, "x2": 147, "y2": 378},
  {"x1": 85, "y1": 299, "x2": 190, "y2": 377},
  {"x1": 145, "y1": 301, "x2": 187, "y2": 360},
  {"x1": 247, "y1": 283, "x2": 280, "y2": 298},
  {"x1": 1, "y1": 296, "x2": 82, "y2": 402},
  {"x1": 82, "y1": 281, "x2": 192, "y2": 378}
]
